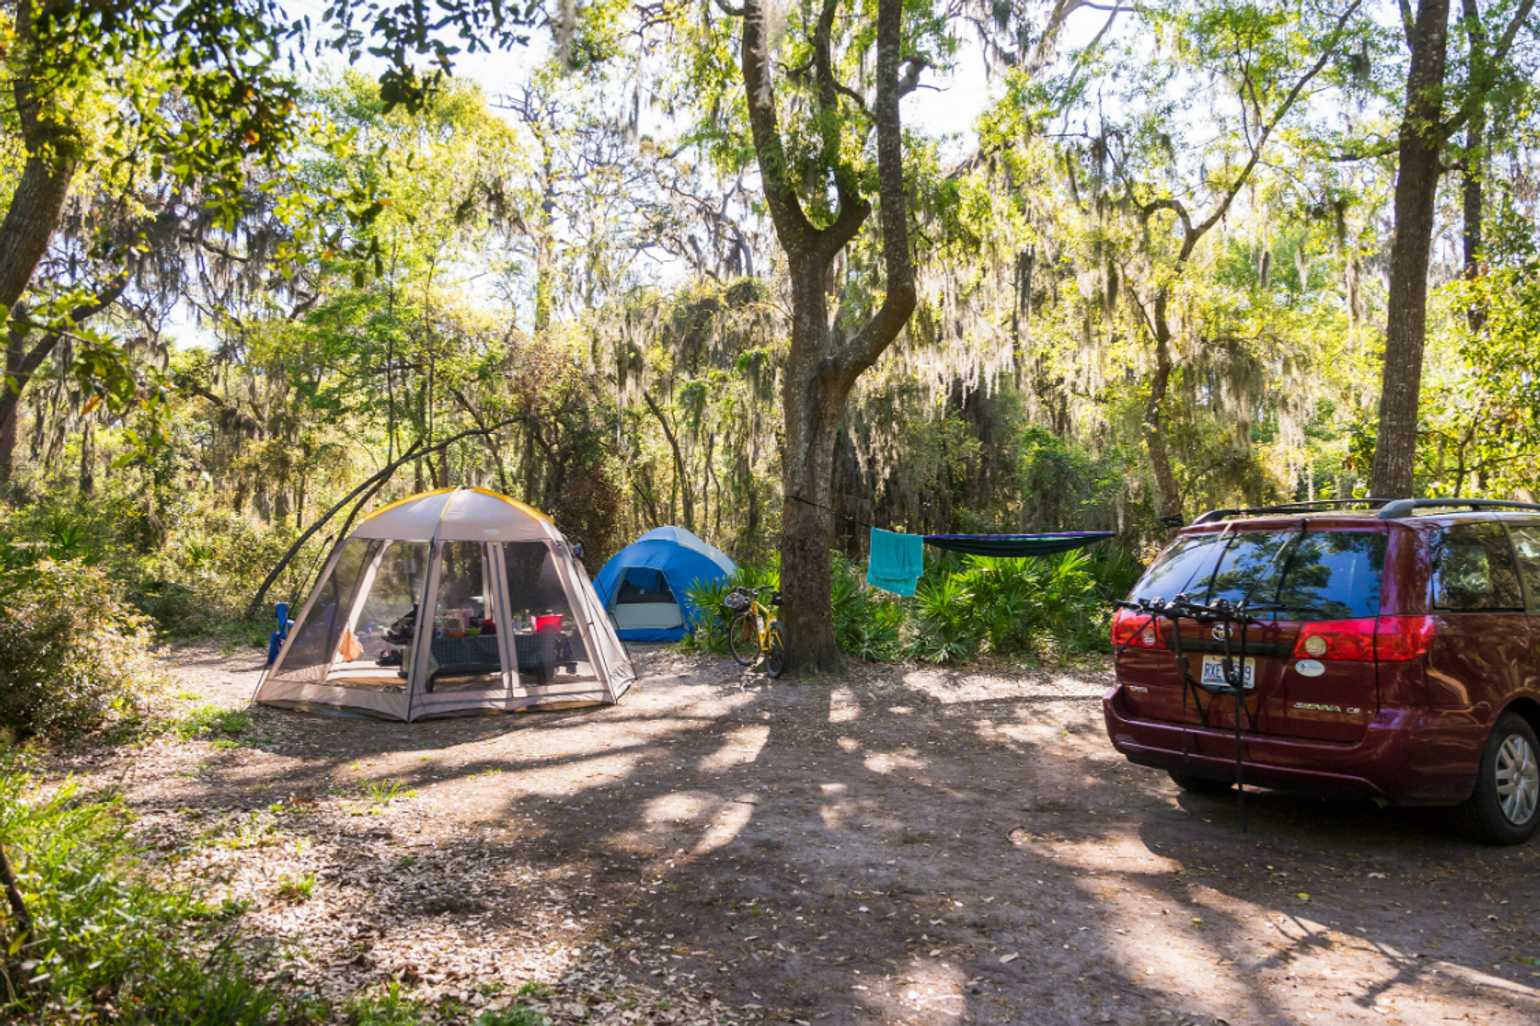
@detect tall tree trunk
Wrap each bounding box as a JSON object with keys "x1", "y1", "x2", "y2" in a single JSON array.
[
  {"x1": 1, "y1": 287, "x2": 125, "y2": 489},
  {"x1": 1, "y1": 318, "x2": 63, "y2": 487},
  {"x1": 78, "y1": 417, "x2": 94, "y2": 496},
  {"x1": 534, "y1": 141, "x2": 557, "y2": 333},
  {"x1": 1459, "y1": 0, "x2": 1486, "y2": 332},
  {"x1": 1143, "y1": 311, "x2": 1182, "y2": 521},
  {"x1": 0, "y1": 327, "x2": 25, "y2": 487},
  {"x1": 1370, "y1": 0, "x2": 1452, "y2": 497},
  {"x1": 641, "y1": 388, "x2": 694, "y2": 531}
]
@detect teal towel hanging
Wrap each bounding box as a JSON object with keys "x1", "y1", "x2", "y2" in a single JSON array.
[{"x1": 867, "y1": 527, "x2": 924, "y2": 597}]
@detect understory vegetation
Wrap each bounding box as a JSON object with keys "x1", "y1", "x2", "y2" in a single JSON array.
[
  {"x1": 0, "y1": 559, "x2": 163, "y2": 741},
  {"x1": 687, "y1": 547, "x2": 1137, "y2": 665},
  {"x1": 0, "y1": 770, "x2": 287, "y2": 1025},
  {"x1": 0, "y1": 767, "x2": 552, "y2": 1026}
]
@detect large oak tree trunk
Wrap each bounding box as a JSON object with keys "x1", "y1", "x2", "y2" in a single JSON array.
[
  {"x1": 0, "y1": 3, "x2": 86, "y2": 492},
  {"x1": 780, "y1": 265, "x2": 847, "y2": 669},
  {"x1": 1370, "y1": 0, "x2": 1451, "y2": 497}
]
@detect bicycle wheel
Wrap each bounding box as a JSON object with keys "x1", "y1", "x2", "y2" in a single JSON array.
[
  {"x1": 728, "y1": 612, "x2": 758, "y2": 667},
  {"x1": 764, "y1": 620, "x2": 787, "y2": 679}
]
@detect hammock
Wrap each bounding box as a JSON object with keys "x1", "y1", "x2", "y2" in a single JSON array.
[{"x1": 921, "y1": 531, "x2": 1115, "y2": 557}]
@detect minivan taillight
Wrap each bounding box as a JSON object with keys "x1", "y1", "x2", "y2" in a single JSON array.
[
  {"x1": 1291, "y1": 616, "x2": 1435, "y2": 663},
  {"x1": 1111, "y1": 607, "x2": 1163, "y2": 650},
  {"x1": 1370, "y1": 615, "x2": 1437, "y2": 661}
]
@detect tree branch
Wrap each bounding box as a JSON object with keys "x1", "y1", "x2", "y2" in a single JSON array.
[
  {"x1": 1184, "y1": 0, "x2": 1365, "y2": 257},
  {"x1": 1435, "y1": 0, "x2": 1536, "y2": 139},
  {"x1": 811, "y1": 0, "x2": 873, "y2": 259},
  {"x1": 836, "y1": 0, "x2": 916, "y2": 375},
  {"x1": 741, "y1": 0, "x2": 817, "y2": 254},
  {"x1": 1027, "y1": 0, "x2": 1092, "y2": 75},
  {"x1": 245, "y1": 417, "x2": 522, "y2": 619}
]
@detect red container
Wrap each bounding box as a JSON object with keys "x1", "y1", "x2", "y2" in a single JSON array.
[{"x1": 533, "y1": 614, "x2": 563, "y2": 632}]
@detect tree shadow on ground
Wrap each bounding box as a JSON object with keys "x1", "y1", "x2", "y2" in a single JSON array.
[{"x1": 142, "y1": 648, "x2": 1540, "y2": 1025}]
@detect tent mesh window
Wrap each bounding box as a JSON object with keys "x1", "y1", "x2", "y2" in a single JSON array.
[
  {"x1": 330, "y1": 540, "x2": 429, "y2": 690},
  {"x1": 503, "y1": 542, "x2": 593, "y2": 685},
  {"x1": 424, "y1": 541, "x2": 504, "y2": 693},
  {"x1": 272, "y1": 539, "x2": 376, "y2": 687}
]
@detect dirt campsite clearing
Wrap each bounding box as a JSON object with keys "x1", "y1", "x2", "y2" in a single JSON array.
[{"x1": 46, "y1": 646, "x2": 1540, "y2": 1026}]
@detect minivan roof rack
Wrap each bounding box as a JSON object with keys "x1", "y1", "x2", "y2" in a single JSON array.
[
  {"x1": 1374, "y1": 497, "x2": 1540, "y2": 519},
  {"x1": 1191, "y1": 499, "x2": 1396, "y2": 525}
]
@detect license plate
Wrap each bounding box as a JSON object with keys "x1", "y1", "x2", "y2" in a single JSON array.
[{"x1": 1200, "y1": 655, "x2": 1256, "y2": 689}]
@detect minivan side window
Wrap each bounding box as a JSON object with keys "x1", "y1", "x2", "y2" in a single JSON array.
[
  {"x1": 1507, "y1": 525, "x2": 1540, "y2": 609},
  {"x1": 1432, "y1": 523, "x2": 1525, "y2": 612}
]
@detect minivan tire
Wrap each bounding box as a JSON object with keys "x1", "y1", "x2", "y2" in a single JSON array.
[
  {"x1": 1462, "y1": 712, "x2": 1540, "y2": 846},
  {"x1": 1168, "y1": 770, "x2": 1233, "y2": 796}
]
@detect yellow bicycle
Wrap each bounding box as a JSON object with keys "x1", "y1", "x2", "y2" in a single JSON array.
[{"x1": 724, "y1": 585, "x2": 786, "y2": 678}]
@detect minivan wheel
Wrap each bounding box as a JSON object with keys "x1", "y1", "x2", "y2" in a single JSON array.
[
  {"x1": 1168, "y1": 770, "x2": 1233, "y2": 796},
  {"x1": 1463, "y1": 713, "x2": 1540, "y2": 845}
]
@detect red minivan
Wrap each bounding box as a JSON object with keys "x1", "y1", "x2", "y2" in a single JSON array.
[{"x1": 1103, "y1": 499, "x2": 1540, "y2": 844}]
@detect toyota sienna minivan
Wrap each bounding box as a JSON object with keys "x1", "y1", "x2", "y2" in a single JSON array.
[{"x1": 1104, "y1": 498, "x2": 1540, "y2": 844}]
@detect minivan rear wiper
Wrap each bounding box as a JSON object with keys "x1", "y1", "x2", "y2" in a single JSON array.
[{"x1": 1242, "y1": 601, "x2": 1336, "y2": 621}]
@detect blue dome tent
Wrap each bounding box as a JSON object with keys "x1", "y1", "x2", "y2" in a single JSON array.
[{"x1": 593, "y1": 527, "x2": 736, "y2": 642}]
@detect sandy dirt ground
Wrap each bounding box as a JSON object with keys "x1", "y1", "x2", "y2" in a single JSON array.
[{"x1": 41, "y1": 644, "x2": 1540, "y2": 1026}]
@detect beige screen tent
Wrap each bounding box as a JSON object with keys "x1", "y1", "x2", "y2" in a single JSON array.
[{"x1": 255, "y1": 488, "x2": 634, "y2": 720}]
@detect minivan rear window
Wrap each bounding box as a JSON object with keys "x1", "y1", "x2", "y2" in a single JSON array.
[
  {"x1": 1130, "y1": 529, "x2": 1385, "y2": 620},
  {"x1": 1131, "y1": 533, "x2": 1228, "y2": 603}
]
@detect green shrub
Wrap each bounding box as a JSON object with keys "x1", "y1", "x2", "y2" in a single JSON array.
[
  {"x1": 1086, "y1": 544, "x2": 1144, "y2": 604},
  {"x1": 0, "y1": 493, "x2": 148, "y2": 579},
  {"x1": 135, "y1": 504, "x2": 308, "y2": 640},
  {"x1": 343, "y1": 982, "x2": 428, "y2": 1026},
  {"x1": 0, "y1": 768, "x2": 287, "y2": 1025},
  {"x1": 830, "y1": 555, "x2": 905, "y2": 662},
  {"x1": 174, "y1": 704, "x2": 253, "y2": 743},
  {"x1": 907, "y1": 550, "x2": 1107, "y2": 663},
  {"x1": 907, "y1": 572, "x2": 982, "y2": 663},
  {"x1": 0, "y1": 560, "x2": 164, "y2": 740},
  {"x1": 0, "y1": 489, "x2": 308, "y2": 643},
  {"x1": 273, "y1": 872, "x2": 316, "y2": 903}
]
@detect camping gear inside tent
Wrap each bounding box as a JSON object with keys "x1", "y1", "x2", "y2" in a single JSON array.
[
  {"x1": 255, "y1": 488, "x2": 634, "y2": 720},
  {"x1": 593, "y1": 526, "x2": 736, "y2": 642}
]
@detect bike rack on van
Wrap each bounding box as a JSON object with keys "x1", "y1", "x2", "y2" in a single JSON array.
[{"x1": 1116, "y1": 594, "x2": 1269, "y2": 831}]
